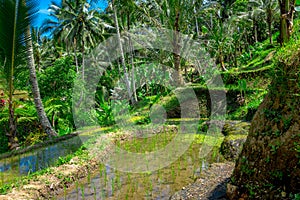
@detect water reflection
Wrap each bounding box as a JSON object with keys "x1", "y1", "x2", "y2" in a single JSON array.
[{"x1": 0, "y1": 135, "x2": 86, "y2": 185}]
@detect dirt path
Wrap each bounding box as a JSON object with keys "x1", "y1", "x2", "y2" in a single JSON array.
[{"x1": 171, "y1": 162, "x2": 234, "y2": 200}]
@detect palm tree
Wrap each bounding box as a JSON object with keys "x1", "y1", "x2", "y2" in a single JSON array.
[
  {"x1": 41, "y1": 0, "x2": 112, "y2": 77},
  {"x1": 31, "y1": 27, "x2": 44, "y2": 71},
  {"x1": 205, "y1": 19, "x2": 234, "y2": 71},
  {"x1": 135, "y1": 0, "x2": 196, "y2": 85},
  {"x1": 24, "y1": 16, "x2": 58, "y2": 137},
  {"x1": 264, "y1": 0, "x2": 279, "y2": 44},
  {"x1": 238, "y1": 0, "x2": 279, "y2": 44},
  {"x1": 196, "y1": 3, "x2": 236, "y2": 71},
  {"x1": 0, "y1": 0, "x2": 30, "y2": 148},
  {"x1": 0, "y1": 0, "x2": 51, "y2": 149},
  {"x1": 0, "y1": 0, "x2": 58, "y2": 148},
  {"x1": 240, "y1": 3, "x2": 265, "y2": 43},
  {"x1": 111, "y1": 0, "x2": 139, "y2": 103},
  {"x1": 250, "y1": 0, "x2": 279, "y2": 44},
  {"x1": 111, "y1": 0, "x2": 136, "y2": 104}
]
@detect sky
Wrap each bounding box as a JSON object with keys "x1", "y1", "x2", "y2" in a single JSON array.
[
  {"x1": 36, "y1": 0, "x2": 108, "y2": 28},
  {"x1": 36, "y1": 0, "x2": 59, "y2": 27}
]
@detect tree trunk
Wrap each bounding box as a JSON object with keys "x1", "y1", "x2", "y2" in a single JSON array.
[
  {"x1": 193, "y1": 0, "x2": 199, "y2": 36},
  {"x1": 73, "y1": 38, "x2": 79, "y2": 73},
  {"x1": 127, "y1": 14, "x2": 138, "y2": 103},
  {"x1": 112, "y1": 0, "x2": 135, "y2": 104},
  {"x1": 234, "y1": 43, "x2": 238, "y2": 67},
  {"x1": 173, "y1": 10, "x2": 181, "y2": 86},
  {"x1": 81, "y1": 40, "x2": 85, "y2": 80},
  {"x1": 279, "y1": 0, "x2": 296, "y2": 45},
  {"x1": 219, "y1": 51, "x2": 227, "y2": 71},
  {"x1": 253, "y1": 19, "x2": 258, "y2": 43},
  {"x1": 51, "y1": 112, "x2": 56, "y2": 129},
  {"x1": 227, "y1": 59, "x2": 300, "y2": 199},
  {"x1": 267, "y1": 9, "x2": 273, "y2": 44},
  {"x1": 268, "y1": 21, "x2": 273, "y2": 44},
  {"x1": 129, "y1": 43, "x2": 138, "y2": 103},
  {"x1": 7, "y1": 100, "x2": 18, "y2": 149},
  {"x1": 6, "y1": 0, "x2": 19, "y2": 149},
  {"x1": 25, "y1": 26, "x2": 57, "y2": 137},
  {"x1": 117, "y1": 59, "x2": 121, "y2": 74}
]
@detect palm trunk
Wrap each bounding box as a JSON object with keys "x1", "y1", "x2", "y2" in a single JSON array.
[
  {"x1": 73, "y1": 38, "x2": 79, "y2": 73},
  {"x1": 195, "y1": 18, "x2": 199, "y2": 36},
  {"x1": 8, "y1": 100, "x2": 18, "y2": 149},
  {"x1": 210, "y1": 13, "x2": 213, "y2": 29},
  {"x1": 129, "y1": 42, "x2": 137, "y2": 103},
  {"x1": 25, "y1": 26, "x2": 57, "y2": 137},
  {"x1": 6, "y1": 0, "x2": 19, "y2": 149},
  {"x1": 268, "y1": 21, "x2": 273, "y2": 44},
  {"x1": 253, "y1": 19, "x2": 258, "y2": 43},
  {"x1": 112, "y1": 0, "x2": 135, "y2": 104},
  {"x1": 81, "y1": 40, "x2": 85, "y2": 80},
  {"x1": 193, "y1": 0, "x2": 199, "y2": 36},
  {"x1": 173, "y1": 10, "x2": 181, "y2": 86},
  {"x1": 127, "y1": 14, "x2": 138, "y2": 103},
  {"x1": 267, "y1": 9, "x2": 273, "y2": 44},
  {"x1": 219, "y1": 51, "x2": 227, "y2": 71}
]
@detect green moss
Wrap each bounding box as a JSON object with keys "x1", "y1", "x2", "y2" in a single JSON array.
[
  {"x1": 276, "y1": 22, "x2": 300, "y2": 65},
  {"x1": 161, "y1": 94, "x2": 180, "y2": 111},
  {"x1": 226, "y1": 134, "x2": 247, "y2": 140},
  {"x1": 193, "y1": 134, "x2": 224, "y2": 146}
]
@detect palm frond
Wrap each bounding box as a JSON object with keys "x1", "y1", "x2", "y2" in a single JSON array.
[{"x1": 0, "y1": 0, "x2": 39, "y2": 85}]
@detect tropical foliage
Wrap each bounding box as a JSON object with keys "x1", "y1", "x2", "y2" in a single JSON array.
[{"x1": 0, "y1": 0, "x2": 300, "y2": 199}]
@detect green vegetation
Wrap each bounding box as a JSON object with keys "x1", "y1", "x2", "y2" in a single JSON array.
[
  {"x1": 0, "y1": 0, "x2": 300, "y2": 199},
  {"x1": 0, "y1": 0, "x2": 289, "y2": 152}
]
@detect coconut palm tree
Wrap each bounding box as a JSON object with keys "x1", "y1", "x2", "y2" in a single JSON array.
[
  {"x1": 0, "y1": 0, "x2": 32, "y2": 148},
  {"x1": 24, "y1": 16, "x2": 58, "y2": 138},
  {"x1": 263, "y1": 0, "x2": 279, "y2": 44},
  {"x1": 111, "y1": 0, "x2": 136, "y2": 104},
  {"x1": 237, "y1": 0, "x2": 279, "y2": 44},
  {"x1": 251, "y1": 0, "x2": 279, "y2": 44},
  {"x1": 134, "y1": 0, "x2": 196, "y2": 85},
  {"x1": 31, "y1": 27, "x2": 44, "y2": 71},
  {"x1": 41, "y1": 0, "x2": 113, "y2": 77},
  {"x1": 109, "y1": 0, "x2": 139, "y2": 103},
  {"x1": 0, "y1": 0, "x2": 56, "y2": 149},
  {"x1": 205, "y1": 19, "x2": 234, "y2": 71}
]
